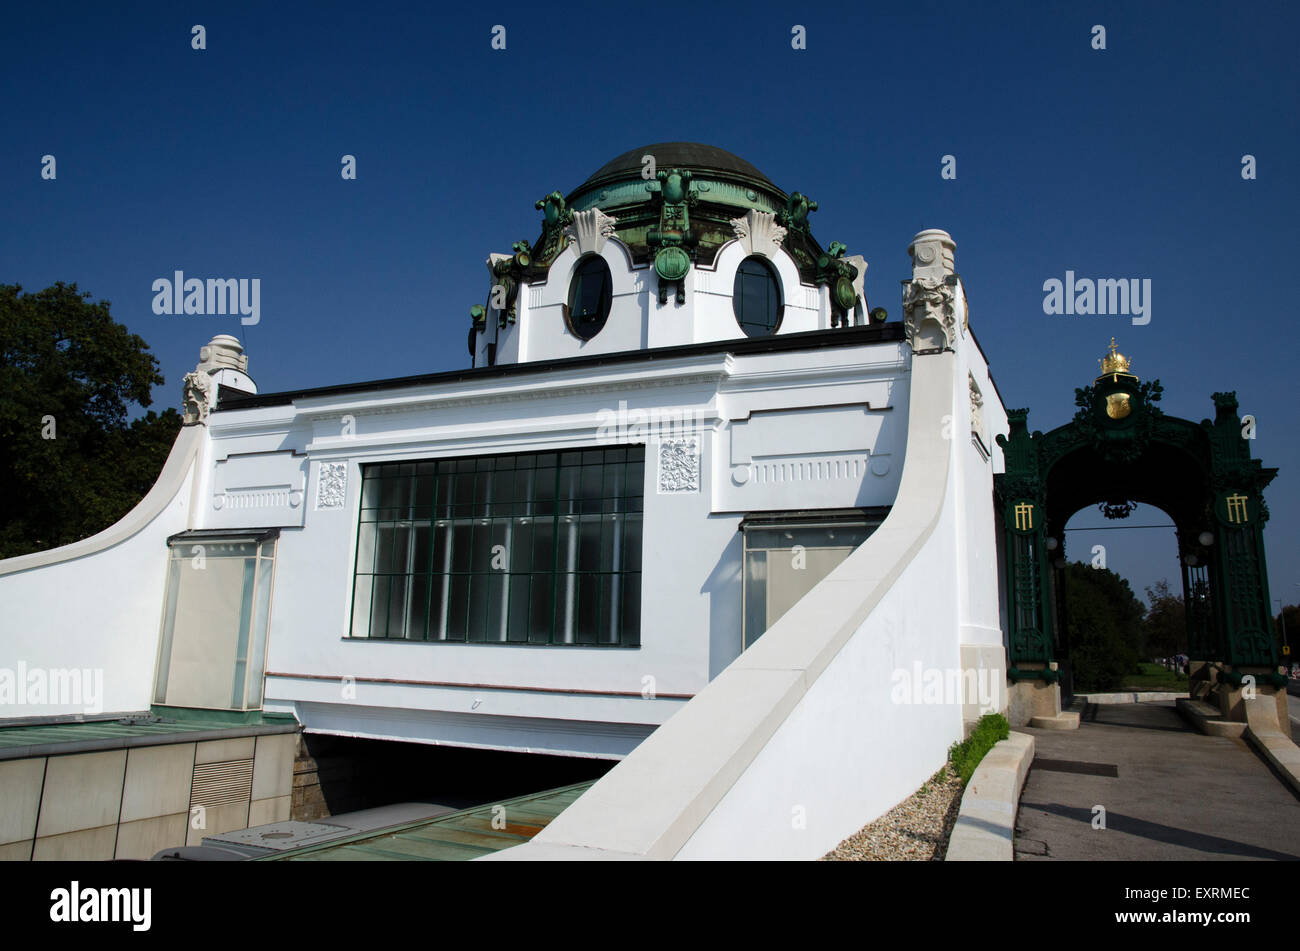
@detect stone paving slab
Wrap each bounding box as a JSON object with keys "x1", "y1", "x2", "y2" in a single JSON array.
[{"x1": 1015, "y1": 700, "x2": 1300, "y2": 861}]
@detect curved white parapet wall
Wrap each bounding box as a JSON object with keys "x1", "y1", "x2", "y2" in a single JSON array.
[
  {"x1": 484, "y1": 341, "x2": 973, "y2": 860},
  {"x1": 679, "y1": 375, "x2": 962, "y2": 858},
  {"x1": 0, "y1": 426, "x2": 203, "y2": 718}
]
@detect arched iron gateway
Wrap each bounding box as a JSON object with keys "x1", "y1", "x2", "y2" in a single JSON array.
[{"x1": 994, "y1": 341, "x2": 1281, "y2": 712}]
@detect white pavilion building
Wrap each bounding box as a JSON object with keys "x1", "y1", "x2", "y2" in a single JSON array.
[{"x1": 0, "y1": 143, "x2": 1009, "y2": 860}]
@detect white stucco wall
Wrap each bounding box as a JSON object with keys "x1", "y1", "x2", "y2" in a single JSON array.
[
  {"x1": 487, "y1": 341, "x2": 967, "y2": 859},
  {"x1": 493, "y1": 236, "x2": 832, "y2": 368},
  {"x1": 677, "y1": 447, "x2": 963, "y2": 857},
  {"x1": 482, "y1": 232, "x2": 1009, "y2": 859},
  {"x1": 679, "y1": 324, "x2": 1005, "y2": 856},
  {"x1": 0, "y1": 321, "x2": 909, "y2": 763},
  {"x1": 0, "y1": 428, "x2": 203, "y2": 718},
  {"x1": 960, "y1": 348, "x2": 1008, "y2": 636},
  {"x1": 198, "y1": 335, "x2": 910, "y2": 756}
]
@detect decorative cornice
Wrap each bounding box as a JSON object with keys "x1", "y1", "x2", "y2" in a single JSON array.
[
  {"x1": 285, "y1": 368, "x2": 733, "y2": 421},
  {"x1": 565, "y1": 207, "x2": 619, "y2": 256},
  {"x1": 220, "y1": 325, "x2": 907, "y2": 412},
  {"x1": 729, "y1": 209, "x2": 787, "y2": 258}
]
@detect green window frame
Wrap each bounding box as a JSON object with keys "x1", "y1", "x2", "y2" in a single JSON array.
[{"x1": 350, "y1": 446, "x2": 644, "y2": 646}]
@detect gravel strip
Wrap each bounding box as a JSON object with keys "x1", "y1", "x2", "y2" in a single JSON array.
[{"x1": 821, "y1": 765, "x2": 965, "y2": 861}]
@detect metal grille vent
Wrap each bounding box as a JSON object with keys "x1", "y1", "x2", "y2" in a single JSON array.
[{"x1": 191, "y1": 758, "x2": 255, "y2": 808}]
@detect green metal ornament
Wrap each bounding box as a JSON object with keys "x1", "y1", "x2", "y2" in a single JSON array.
[
  {"x1": 654, "y1": 246, "x2": 691, "y2": 283},
  {"x1": 834, "y1": 276, "x2": 856, "y2": 312}
]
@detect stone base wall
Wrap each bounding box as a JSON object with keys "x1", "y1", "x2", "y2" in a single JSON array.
[
  {"x1": 0, "y1": 731, "x2": 297, "y2": 861},
  {"x1": 1007, "y1": 677, "x2": 1060, "y2": 727}
]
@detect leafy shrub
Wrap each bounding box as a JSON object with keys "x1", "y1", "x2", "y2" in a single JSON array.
[{"x1": 948, "y1": 712, "x2": 1010, "y2": 785}]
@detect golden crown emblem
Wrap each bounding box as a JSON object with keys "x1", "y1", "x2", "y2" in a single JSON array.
[{"x1": 1098, "y1": 337, "x2": 1132, "y2": 376}]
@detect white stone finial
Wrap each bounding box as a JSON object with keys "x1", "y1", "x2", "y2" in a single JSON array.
[
  {"x1": 903, "y1": 230, "x2": 958, "y2": 353},
  {"x1": 907, "y1": 229, "x2": 956, "y2": 281},
  {"x1": 184, "y1": 334, "x2": 254, "y2": 424},
  {"x1": 197, "y1": 334, "x2": 248, "y2": 374}
]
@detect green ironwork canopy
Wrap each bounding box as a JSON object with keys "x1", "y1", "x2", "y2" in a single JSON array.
[{"x1": 995, "y1": 343, "x2": 1279, "y2": 684}]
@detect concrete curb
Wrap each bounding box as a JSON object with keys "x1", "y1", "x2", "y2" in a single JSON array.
[
  {"x1": 1028, "y1": 711, "x2": 1080, "y2": 730},
  {"x1": 1176, "y1": 697, "x2": 1247, "y2": 738},
  {"x1": 945, "y1": 731, "x2": 1035, "y2": 861},
  {"x1": 1077, "y1": 691, "x2": 1183, "y2": 704},
  {"x1": 1245, "y1": 728, "x2": 1300, "y2": 797},
  {"x1": 1242, "y1": 694, "x2": 1300, "y2": 797}
]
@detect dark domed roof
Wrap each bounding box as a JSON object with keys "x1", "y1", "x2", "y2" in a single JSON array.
[
  {"x1": 578, "y1": 142, "x2": 777, "y2": 193},
  {"x1": 531, "y1": 141, "x2": 831, "y2": 280}
]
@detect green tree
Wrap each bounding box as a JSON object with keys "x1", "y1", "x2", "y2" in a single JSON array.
[
  {"x1": 1143, "y1": 578, "x2": 1186, "y2": 658},
  {"x1": 1062, "y1": 561, "x2": 1144, "y2": 691},
  {"x1": 0, "y1": 282, "x2": 182, "y2": 558}
]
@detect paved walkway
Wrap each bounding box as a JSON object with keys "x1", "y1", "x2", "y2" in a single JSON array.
[{"x1": 1015, "y1": 700, "x2": 1300, "y2": 860}]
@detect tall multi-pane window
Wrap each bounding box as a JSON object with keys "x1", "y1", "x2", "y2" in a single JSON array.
[{"x1": 350, "y1": 447, "x2": 643, "y2": 646}]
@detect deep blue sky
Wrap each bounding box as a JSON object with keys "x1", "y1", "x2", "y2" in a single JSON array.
[{"x1": 3, "y1": 1, "x2": 1297, "y2": 615}]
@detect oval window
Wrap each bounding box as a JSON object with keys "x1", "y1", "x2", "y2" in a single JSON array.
[
  {"x1": 733, "y1": 256, "x2": 782, "y2": 337},
  {"x1": 567, "y1": 255, "x2": 612, "y2": 340}
]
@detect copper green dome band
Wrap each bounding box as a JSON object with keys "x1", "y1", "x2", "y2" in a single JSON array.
[
  {"x1": 515, "y1": 142, "x2": 853, "y2": 304},
  {"x1": 566, "y1": 142, "x2": 789, "y2": 217}
]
